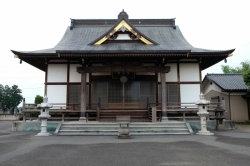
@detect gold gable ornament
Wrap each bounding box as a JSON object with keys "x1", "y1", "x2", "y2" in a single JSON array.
[{"x1": 94, "y1": 19, "x2": 154, "y2": 45}]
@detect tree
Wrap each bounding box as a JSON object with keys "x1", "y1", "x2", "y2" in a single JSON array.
[
  {"x1": 0, "y1": 84, "x2": 23, "y2": 111},
  {"x1": 243, "y1": 69, "x2": 250, "y2": 92},
  {"x1": 221, "y1": 60, "x2": 250, "y2": 91},
  {"x1": 221, "y1": 60, "x2": 250, "y2": 74},
  {"x1": 35, "y1": 95, "x2": 43, "y2": 104}
]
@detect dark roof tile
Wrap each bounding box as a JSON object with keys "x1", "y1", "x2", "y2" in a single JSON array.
[
  {"x1": 12, "y1": 25, "x2": 233, "y2": 54},
  {"x1": 205, "y1": 74, "x2": 249, "y2": 91}
]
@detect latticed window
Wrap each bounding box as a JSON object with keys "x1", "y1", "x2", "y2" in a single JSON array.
[
  {"x1": 69, "y1": 85, "x2": 80, "y2": 103},
  {"x1": 158, "y1": 84, "x2": 179, "y2": 104},
  {"x1": 168, "y1": 85, "x2": 179, "y2": 103},
  {"x1": 69, "y1": 85, "x2": 89, "y2": 104},
  {"x1": 108, "y1": 82, "x2": 122, "y2": 103}
]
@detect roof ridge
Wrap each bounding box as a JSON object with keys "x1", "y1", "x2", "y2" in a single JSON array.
[{"x1": 207, "y1": 73, "x2": 243, "y2": 76}]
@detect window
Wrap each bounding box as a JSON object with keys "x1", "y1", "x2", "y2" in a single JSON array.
[
  {"x1": 69, "y1": 85, "x2": 89, "y2": 104},
  {"x1": 158, "y1": 84, "x2": 179, "y2": 104}
]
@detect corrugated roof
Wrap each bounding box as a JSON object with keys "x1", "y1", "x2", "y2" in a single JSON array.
[{"x1": 205, "y1": 74, "x2": 249, "y2": 91}]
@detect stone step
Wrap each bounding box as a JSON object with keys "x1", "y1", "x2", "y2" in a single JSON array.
[
  {"x1": 99, "y1": 119, "x2": 151, "y2": 122},
  {"x1": 57, "y1": 130, "x2": 190, "y2": 135},
  {"x1": 57, "y1": 129, "x2": 190, "y2": 135},
  {"x1": 60, "y1": 121, "x2": 187, "y2": 125},
  {"x1": 60, "y1": 125, "x2": 187, "y2": 128},
  {"x1": 57, "y1": 132, "x2": 191, "y2": 136},
  {"x1": 61, "y1": 122, "x2": 187, "y2": 126},
  {"x1": 56, "y1": 121, "x2": 193, "y2": 136},
  {"x1": 59, "y1": 128, "x2": 189, "y2": 132}
]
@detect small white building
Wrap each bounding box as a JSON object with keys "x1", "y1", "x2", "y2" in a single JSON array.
[{"x1": 203, "y1": 74, "x2": 250, "y2": 122}]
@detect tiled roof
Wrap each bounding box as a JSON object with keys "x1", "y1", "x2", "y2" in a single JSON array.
[
  {"x1": 11, "y1": 12, "x2": 234, "y2": 55},
  {"x1": 205, "y1": 74, "x2": 249, "y2": 91}
]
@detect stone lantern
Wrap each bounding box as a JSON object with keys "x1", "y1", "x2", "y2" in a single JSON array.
[
  {"x1": 195, "y1": 93, "x2": 214, "y2": 135},
  {"x1": 36, "y1": 96, "x2": 53, "y2": 136}
]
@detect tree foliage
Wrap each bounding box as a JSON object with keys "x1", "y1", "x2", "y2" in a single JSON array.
[
  {"x1": 35, "y1": 95, "x2": 43, "y2": 104},
  {"x1": 0, "y1": 84, "x2": 23, "y2": 111},
  {"x1": 221, "y1": 60, "x2": 250, "y2": 91},
  {"x1": 221, "y1": 60, "x2": 250, "y2": 74},
  {"x1": 243, "y1": 69, "x2": 250, "y2": 92}
]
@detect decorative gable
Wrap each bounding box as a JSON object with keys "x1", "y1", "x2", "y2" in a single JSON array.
[{"x1": 92, "y1": 19, "x2": 157, "y2": 45}]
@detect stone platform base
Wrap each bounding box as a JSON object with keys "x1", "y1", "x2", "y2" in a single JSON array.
[
  {"x1": 196, "y1": 131, "x2": 214, "y2": 135},
  {"x1": 36, "y1": 132, "x2": 52, "y2": 136}
]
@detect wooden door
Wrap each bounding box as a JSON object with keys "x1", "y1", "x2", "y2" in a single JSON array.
[{"x1": 108, "y1": 82, "x2": 140, "y2": 109}]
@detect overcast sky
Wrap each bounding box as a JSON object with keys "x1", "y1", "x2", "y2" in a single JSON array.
[{"x1": 0, "y1": 0, "x2": 249, "y2": 104}]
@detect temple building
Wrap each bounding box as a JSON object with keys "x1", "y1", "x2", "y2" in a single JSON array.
[{"x1": 12, "y1": 10, "x2": 234, "y2": 122}]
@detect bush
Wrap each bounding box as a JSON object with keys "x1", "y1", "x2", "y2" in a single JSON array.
[{"x1": 35, "y1": 95, "x2": 43, "y2": 104}]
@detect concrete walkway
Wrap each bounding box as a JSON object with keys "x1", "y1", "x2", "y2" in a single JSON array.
[{"x1": 1, "y1": 121, "x2": 250, "y2": 166}]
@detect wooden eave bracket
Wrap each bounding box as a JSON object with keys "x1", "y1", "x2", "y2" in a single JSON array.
[
  {"x1": 77, "y1": 66, "x2": 170, "y2": 73},
  {"x1": 228, "y1": 53, "x2": 233, "y2": 57},
  {"x1": 94, "y1": 19, "x2": 154, "y2": 45},
  {"x1": 14, "y1": 54, "x2": 19, "y2": 58}
]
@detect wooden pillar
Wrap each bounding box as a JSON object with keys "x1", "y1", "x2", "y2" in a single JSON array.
[
  {"x1": 160, "y1": 72, "x2": 167, "y2": 118},
  {"x1": 79, "y1": 70, "x2": 87, "y2": 121}
]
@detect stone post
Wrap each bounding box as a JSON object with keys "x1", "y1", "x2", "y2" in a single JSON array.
[
  {"x1": 36, "y1": 96, "x2": 53, "y2": 136},
  {"x1": 195, "y1": 93, "x2": 214, "y2": 135}
]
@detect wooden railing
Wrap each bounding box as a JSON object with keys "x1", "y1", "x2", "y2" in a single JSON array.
[
  {"x1": 22, "y1": 99, "x2": 101, "y2": 122},
  {"x1": 148, "y1": 102, "x2": 225, "y2": 122}
]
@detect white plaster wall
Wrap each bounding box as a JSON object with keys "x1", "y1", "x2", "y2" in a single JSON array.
[
  {"x1": 180, "y1": 84, "x2": 200, "y2": 103},
  {"x1": 203, "y1": 82, "x2": 221, "y2": 95},
  {"x1": 157, "y1": 63, "x2": 178, "y2": 82},
  {"x1": 47, "y1": 64, "x2": 67, "y2": 82},
  {"x1": 70, "y1": 64, "x2": 80, "y2": 82},
  {"x1": 47, "y1": 85, "x2": 67, "y2": 103},
  {"x1": 69, "y1": 64, "x2": 89, "y2": 82},
  {"x1": 179, "y1": 63, "x2": 200, "y2": 82}
]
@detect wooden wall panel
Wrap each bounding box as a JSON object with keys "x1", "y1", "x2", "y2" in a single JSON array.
[{"x1": 230, "y1": 95, "x2": 248, "y2": 122}]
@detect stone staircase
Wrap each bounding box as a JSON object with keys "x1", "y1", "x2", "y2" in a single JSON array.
[{"x1": 55, "y1": 121, "x2": 193, "y2": 136}]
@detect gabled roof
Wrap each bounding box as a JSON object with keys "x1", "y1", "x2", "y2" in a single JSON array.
[
  {"x1": 204, "y1": 74, "x2": 249, "y2": 91},
  {"x1": 11, "y1": 10, "x2": 235, "y2": 71},
  {"x1": 11, "y1": 10, "x2": 234, "y2": 55},
  {"x1": 90, "y1": 18, "x2": 158, "y2": 45}
]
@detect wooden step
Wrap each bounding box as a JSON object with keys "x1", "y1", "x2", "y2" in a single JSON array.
[{"x1": 99, "y1": 110, "x2": 149, "y2": 122}]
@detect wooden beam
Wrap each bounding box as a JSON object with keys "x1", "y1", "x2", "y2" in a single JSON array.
[{"x1": 77, "y1": 66, "x2": 170, "y2": 73}]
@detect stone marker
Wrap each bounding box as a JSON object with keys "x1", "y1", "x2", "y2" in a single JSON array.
[
  {"x1": 196, "y1": 93, "x2": 214, "y2": 135},
  {"x1": 36, "y1": 96, "x2": 53, "y2": 136}
]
